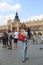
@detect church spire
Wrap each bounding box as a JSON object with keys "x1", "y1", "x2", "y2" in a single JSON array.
[
  {"x1": 15, "y1": 12, "x2": 19, "y2": 19},
  {"x1": 14, "y1": 12, "x2": 20, "y2": 22}
]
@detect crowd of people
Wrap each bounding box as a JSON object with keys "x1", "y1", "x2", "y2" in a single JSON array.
[
  {"x1": 32, "y1": 32, "x2": 43, "y2": 44},
  {"x1": 1, "y1": 24, "x2": 43, "y2": 62},
  {"x1": 1, "y1": 24, "x2": 31, "y2": 62}
]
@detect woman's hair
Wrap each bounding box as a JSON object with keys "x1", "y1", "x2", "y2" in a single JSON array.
[{"x1": 20, "y1": 24, "x2": 26, "y2": 30}]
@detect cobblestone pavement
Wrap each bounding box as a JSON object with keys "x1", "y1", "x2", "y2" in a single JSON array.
[{"x1": 0, "y1": 41, "x2": 43, "y2": 65}]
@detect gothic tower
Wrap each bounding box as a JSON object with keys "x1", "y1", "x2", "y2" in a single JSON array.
[{"x1": 14, "y1": 12, "x2": 20, "y2": 22}]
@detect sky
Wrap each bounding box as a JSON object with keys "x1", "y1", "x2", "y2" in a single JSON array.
[{"x1": 0, "y1": 0, "x2": 43, "y2": 25}]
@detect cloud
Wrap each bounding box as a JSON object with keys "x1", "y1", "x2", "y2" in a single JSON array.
[
  {"x1": 0, "y1": 14, "x2": 43, "y2": 26},
  {"x1": 6, "y1": 14, "x2": 15, "y2": 20},
  {"x1": 0, "y1": 14, "x2": 15, "y2": 26},
  {"x1": 27, "y1": 15, "x2": 43, "y2": 21},
  {"x1": 0, "y1": 2, "x2": 21, "y2": 12},
  {"x1": 0, "y1": 0, "x2": 13, "y2": 3},
  {"x1": 11, "y1": 4, "x2": 21, "y2": 11},
  {"x1": 0, "y1": 15, "x2": 7, "y2": 26}
]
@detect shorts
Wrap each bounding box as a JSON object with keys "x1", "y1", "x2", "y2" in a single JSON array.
[{"x1": 14, "y1": 38, "x2": 18, "y2": 43}]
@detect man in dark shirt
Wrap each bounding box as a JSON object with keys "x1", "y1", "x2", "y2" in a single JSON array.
[{"x1": 27, "y1": 27, "x2": 31, "y2": 39}]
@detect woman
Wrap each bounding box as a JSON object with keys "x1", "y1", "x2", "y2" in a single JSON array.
[{"x1": 20, "y1": 24, "x2": 29, "y2": 62}]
